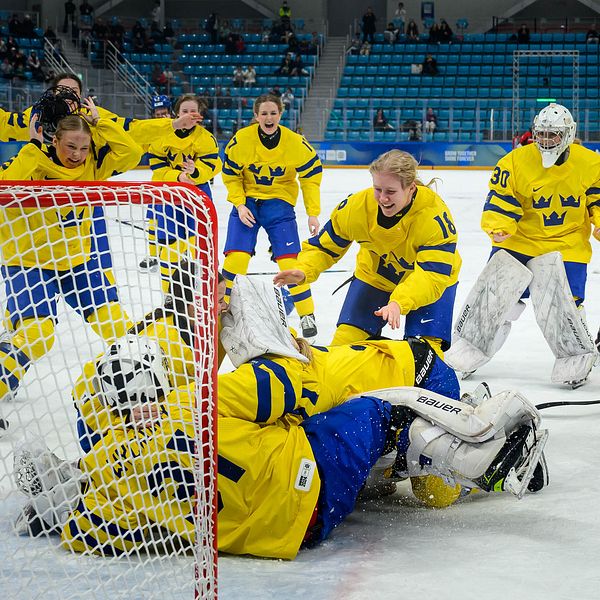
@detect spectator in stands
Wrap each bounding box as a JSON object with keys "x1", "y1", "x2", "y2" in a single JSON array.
[
  {"x1": 5, "y1": 36, "x2": 18, "y2": 54},
  {"x1": 280, "y1": 1, "x2": 292, "y2": 25},
  {"x1": 393, "y1": 2, "x2": 407, "y2": 33},
  {"x1": 243, "y1": 64, "x2": 256, "y2": 87},
  {"x1": 422, "y1": 54, "x2": 439, "y2": 75},
  {"x1": 205, "y1": 13, "x2": 219, "y2": 44},
  {"x1": 133, "y1": 32, "x2": 145, "y2": 52},
  {"x1": 406, "y1": 19, "x2": 419, "y2": 40},
  {"x1": 79, "y1": 1, "x2": 94, "y2": 26},
  {"x1": 586, "y1": 24, "x2": 599, "y2": 43},
  {"x1": 261, "y1": 27, "x2": 270, "y2": 43},
  {"x1": 361, "y1": 7, "x2": 377, "y2": 44},
  {"x1": 92, "y1": 17, "x2": 109, "y2": 41},
  {"x1": 348, "y1": 33, "x2": 362, "y2": 55},
  {"x1": 8, "y1": 14, "x2": 20, "y2": 36},
  {"x1": 21, "y1": 14, "x2": 36, "y2": 38},
  {"x1": 163, "y1": 21, "x2": 175, "y2": 45},
  {"x1": 109, "y1": 17, "x2": 125, "y2": 47},
  {"x1": 309, "y1": 32, "x2": 320, "y2": 55},
  {"x1": 27, "y1": 50, "x2": 44, "y2": 82},
  {"x1": 132, "y1": 19, "x2": 146, "y2": 39},
  {"x1": 12, "y1": 50, "x2": 27, "y2": 80},
  {"x1": 269, "y1": 84, "x2": 282, "y2": 97},
  {"x1": 151, "y1": 0, "x2": 161, "y2": 26},
  {"x1": 45, "y1": 26, "x2": 59, "y2": 43},
  {"x1": 286, "y1": 31, "x2": 300, "y2": 53},
  {"x1": 428, "y1": 22, "x2": 441, "y2": 44},
  {"x1": 276, "y1": 53, "x2": 293, "y2": 75},
  {"x1": 384, "y1": 22, "x2": 400, "y2": 44},
  {"x1": 439, "y1": 20, "x2": 453, "y2": 43},
  {"x1": 359, "y1": 40, "x2": 371, "y2": 56},
  {"x1": 424, "y1": 107, "x2": 437, "y2": 133},
  {"x1": 373, "y1": 108, "x2": 394, "y2": 131},
  {"x1": 151, "y1": 63, "x2": 168, "y2": 90},
  {"x1": 281, "y1": 87, "x2": 294, "y2": 111},
  {"x1": 150, "y1": 22, "x2": 164, "y2": 43},
  {"x1": 0, "y1": 58, "x2": 14, "y2": 81},
  {"x1": 232, "y1": 65, "x2": 245, "y2": 87},
  {"x1": 221, "y1": 89, "x2": 233, "y2": 109},
  {"x1": 64, "y1": 1, "x2": 77, "y2": 33},
  {"x1": 290, "y1": 54, "x2": 308, "y2": 76},
  {"x1": 402, "y1": 118, "x2": 422, "y2": 141},
  {"x1": 517, "y1": 24, "x2": 530, "y2": 44}
]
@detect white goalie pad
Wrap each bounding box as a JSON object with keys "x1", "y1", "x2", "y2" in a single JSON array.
[
  {"x1": 220, "y1": 275, "x2": 309, "y2": 367},
  {"x1": 527, "y1": 252, "x2": 598, "y2": 384},
  {"x1": 349, "y1": 386, "x2": 541, "y2": 443},
  {"x1": 444, "y1": 250, "x2": 533, "y2": 373}
]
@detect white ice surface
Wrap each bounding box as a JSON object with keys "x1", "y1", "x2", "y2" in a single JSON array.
[{"x1": 2, "y1": 167, "x2": 600, "y2": 600}]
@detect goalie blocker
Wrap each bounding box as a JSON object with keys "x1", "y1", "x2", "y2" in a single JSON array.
[{"x1": 445, "y1": 250, "x2": 598, "y2": 387}]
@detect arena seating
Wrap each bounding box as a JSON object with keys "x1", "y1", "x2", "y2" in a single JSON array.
[{"x1": 327, "y1": 31, "x2": 600, "y2": 141}]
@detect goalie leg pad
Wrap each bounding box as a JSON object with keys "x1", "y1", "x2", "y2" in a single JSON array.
[
  {"x1": 526, "y1": 252, "x2": 598, "y2": 384},
  {"x1": 354, "y1": 386, "x2": 541, "y2": 443},
  {"x1": 444, "y1": 250, "x2": 532, "y2": 373}
]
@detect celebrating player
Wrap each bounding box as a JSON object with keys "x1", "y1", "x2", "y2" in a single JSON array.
[
  {"x1": 275, "y1": 149, "x2": 461, "y2": 353},
  {"x1": 13, "y1": 336, "x2": 547, "y2": 559},
  {"x1": 0, "y1": 101, "x2": 142, "y2": 431},
  {"x1": 145, "y1": 94, "x2": 221, "y2": 292},
  {"x1": 221, "y1": 94, "x2": 323, "y2": 339},
  {"x1": 445, "y1": 103, "x2": 600, "y2": 387}
]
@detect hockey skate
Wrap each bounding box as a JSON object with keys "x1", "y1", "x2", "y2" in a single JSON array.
[
  {"x1": 460, "y1": 382, "x2": 492, "y2": 407},
  {"x1": 475, "y1": 423, "x2": 549, "y2": 499},
  {"x1": 300, "y1": 313, "x2": 318, "y2": 340}
]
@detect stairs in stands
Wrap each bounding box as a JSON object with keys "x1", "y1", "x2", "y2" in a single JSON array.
[{"x1": 300, "y1": 36, "x2": 347, "y2": 141}]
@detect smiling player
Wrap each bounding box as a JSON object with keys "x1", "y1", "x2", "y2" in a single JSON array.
[
  {"x1": 221, "y1": 94, "x2": 323, "y2": 339},
  {"x1": 275, "y1": 149, "x2": 461, "y2": 352}
]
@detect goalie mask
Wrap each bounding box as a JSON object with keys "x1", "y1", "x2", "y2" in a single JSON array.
[
  {"x1": 532, "y1": 103, "x2": 576, "y2": 168},
  {"x1": 31, "y1": 85, "x2": 81, "y2": 137},
  {"x1": 96, "y1": 335, "x2": 171, "y2": 410}
]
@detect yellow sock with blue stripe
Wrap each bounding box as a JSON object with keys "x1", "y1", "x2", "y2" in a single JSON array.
[
  {"x1": 222, "y1": 251, "x2": 252, "y2": 303},
  {"x1": 276, "y1": 257, "x2": 314, "y2": 317}
]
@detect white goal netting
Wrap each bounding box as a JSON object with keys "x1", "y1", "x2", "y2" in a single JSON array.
[{"x1": 0, "y1": 182, "x2": 218, "y2": 600}]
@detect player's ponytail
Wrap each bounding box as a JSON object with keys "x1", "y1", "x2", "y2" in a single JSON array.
[{"x1": 369, "y1": 149, "x2": 439, "y2": 190}]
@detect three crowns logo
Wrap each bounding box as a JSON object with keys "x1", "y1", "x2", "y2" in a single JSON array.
[{"x1": 543, "y1": 211, "x2": 567, "y2": 226}]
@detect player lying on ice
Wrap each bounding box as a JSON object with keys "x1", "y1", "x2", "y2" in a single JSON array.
[
  {"x1": 444, "y1": 103, "x2": 600, "y2": 388},
  {"x1": 12, "y1": 279, "x2": 548, "y2": 559}
]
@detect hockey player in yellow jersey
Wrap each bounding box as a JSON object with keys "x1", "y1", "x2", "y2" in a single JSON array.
[
  {"x1": 13, "y1": 331, "x2": 548, "y2": 559},
  {"x1": 275, "y1": 149, "x2": 461, "y2": 353},
  {"x1": 445, "y1": 104, "x2": 600, "y2": 387},
  {"x1": 146, "y1": 94, "x2": 222, "y2": 292},
  {"x1": 221, "y1": 94, "x2": 322, "y2": 339},
  {"x1": 0, "y1": 101, "x2": 142, "y2": 433}
]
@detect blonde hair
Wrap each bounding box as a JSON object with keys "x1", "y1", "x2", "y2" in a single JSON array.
[
  {"x1": 293, "y1": 336, "x2": 314, "y2": 362},
  {"x1": 369, "y1": 149, "x2": 438, "y2": 189},
  {"x1": 54, "y1": 115, "x2": 91, "y2": 140}
]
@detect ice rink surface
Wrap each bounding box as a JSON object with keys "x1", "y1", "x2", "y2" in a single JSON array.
[{"x1": 2, "y1": 166, "x2": 600, "y2": 599}]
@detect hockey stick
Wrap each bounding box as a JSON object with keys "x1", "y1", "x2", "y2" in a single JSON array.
[
  {"x1": 112, "y1": 218, "x2": 147, "y2": 233},
  {"x1": 536, "y1": 399, "x2": 600, "y2": 410}
]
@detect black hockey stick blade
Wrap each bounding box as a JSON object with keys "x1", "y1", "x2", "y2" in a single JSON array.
[{"x1": 536, "y1": 399, "x2": 600, "y2": 410}]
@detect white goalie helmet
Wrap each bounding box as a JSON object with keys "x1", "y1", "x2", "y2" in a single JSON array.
[
  {"x1": 532, "y1": 103, "x2": 576, "y2": 168},
  {"x1": 96, "y1": 335, "x2": 171, "y2": 410}
]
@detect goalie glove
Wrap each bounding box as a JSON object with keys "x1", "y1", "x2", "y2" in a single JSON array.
[{"x1": 15, "y1": 478, "x2": 82, "y2": 537}]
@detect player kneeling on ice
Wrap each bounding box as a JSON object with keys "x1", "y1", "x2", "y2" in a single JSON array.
[
  {"x1": 444, "y1": 103, "x2": 600, "y2": 388},
  {"x1": 12, "y1": 286, "x2": 548, "y2": 559}
]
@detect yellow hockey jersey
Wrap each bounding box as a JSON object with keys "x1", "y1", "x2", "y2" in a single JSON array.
[
  {"x1": 64, "y1": 384, "x2": 320, "y2": 560},
  {"x1": 0, "y1": 105, "x2": 177, "y2": 147},
  {"x1": 481, "y1": 143, "x2": 600, "y2": 262},
  {"x1": 222, "y1": 123, "x2": 322, "y2": 216},
  {"x1": 147, "y1": 125, "x2": 222, "y2": 184},
  {"x1": 296, "y1": 185, "x2": 461, "y2": 313},
  {"x1": 0, "y1": 119, "x2": 142, "y2": 270},
  {"x1": 217, "y1": 340, "x2": 418, "y2": 425}
]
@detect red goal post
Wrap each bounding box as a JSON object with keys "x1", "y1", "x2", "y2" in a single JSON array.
[{"x1": 0, "y1": 181, "x2": 218, "y2": 599}]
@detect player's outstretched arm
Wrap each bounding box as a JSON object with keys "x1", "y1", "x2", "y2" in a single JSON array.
[{"x1": 274, "y1": 269, "x2": 306, "y2": 286}]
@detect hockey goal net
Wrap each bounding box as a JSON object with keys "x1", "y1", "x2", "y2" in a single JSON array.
[{"x1": 0, "y1": 182, "x2": 218, "y2": 599}]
